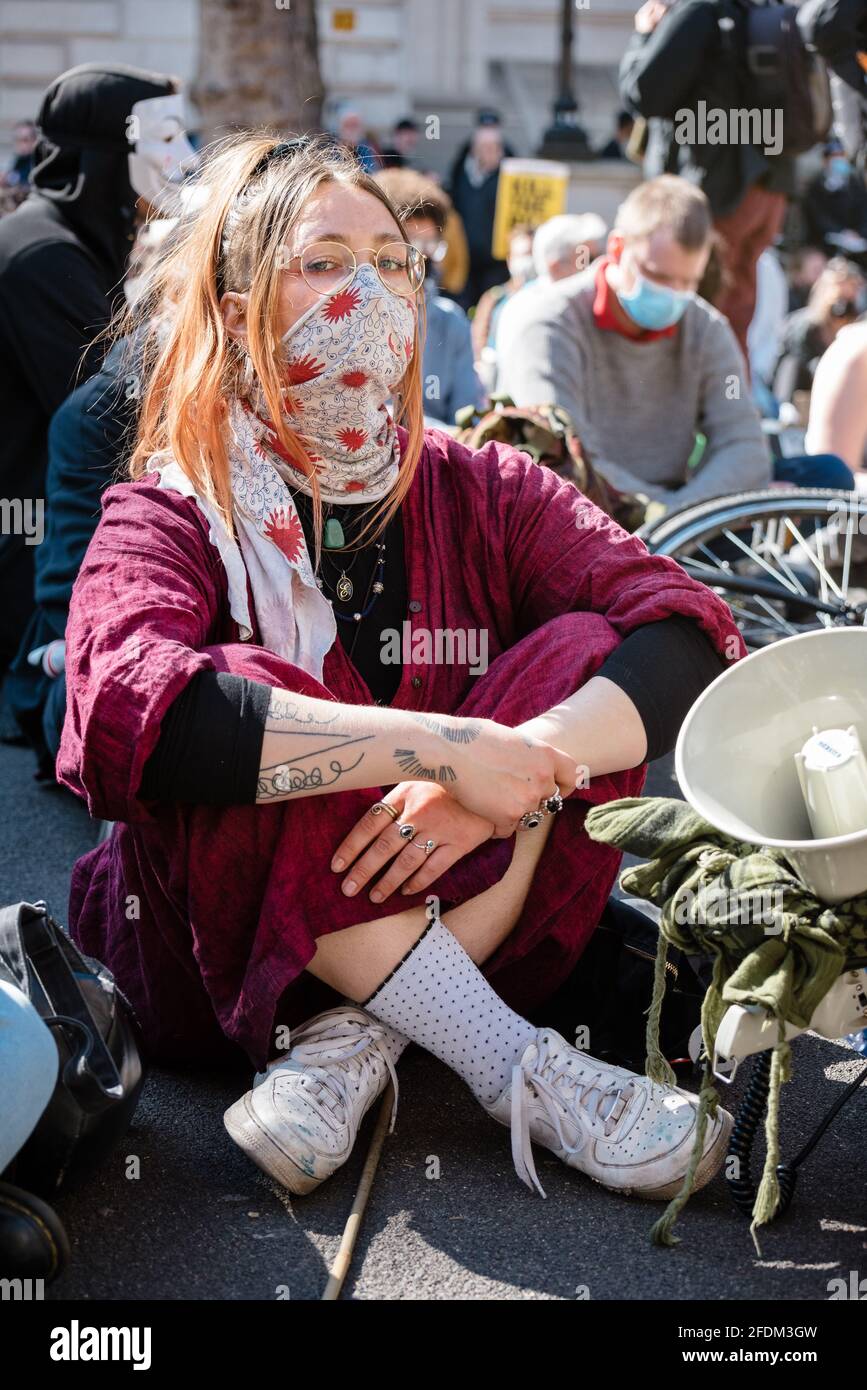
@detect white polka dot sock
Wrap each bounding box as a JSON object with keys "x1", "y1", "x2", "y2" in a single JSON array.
[{"x1": 362, "y1": 917, "x2": 536, "y2": 1105}]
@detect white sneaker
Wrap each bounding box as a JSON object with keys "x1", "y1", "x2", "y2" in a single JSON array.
[
  {"x1": 223, "y1": 1007, "x2": 400, "y2": 1195},
  {"x1": 484, "y1": 1027, "x2": 732, "y2": 1200}
]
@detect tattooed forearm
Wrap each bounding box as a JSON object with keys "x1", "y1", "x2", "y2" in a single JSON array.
[
  {"x1": 410, "y1": 714, "x2": 481, "y2": 745},
  {"x1": 267, "y1": 697, "x2": 340, "y2": 728},
  {"x1": 393, "y1": 748, "x2": 457, "y2": 784},
  {"x1": 257, "y1": 751, "x2": 366, "y2": 800}
]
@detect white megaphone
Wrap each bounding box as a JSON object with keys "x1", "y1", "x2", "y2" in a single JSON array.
[{"x1": 675, "y1": 629, "x2": 867, "y2": 1070}]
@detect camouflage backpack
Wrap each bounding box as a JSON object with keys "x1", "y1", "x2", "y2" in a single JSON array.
[{"x1": 454, "y1": 399, "x2": 648, "y2": 533}]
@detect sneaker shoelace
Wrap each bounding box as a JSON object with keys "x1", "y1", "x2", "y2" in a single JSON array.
[
  {"x1": 509, "y1": 1033, "x2": 634, "y2": 1198},
  {"x1": 274, "y1": 1019, "x2": 400, "y2": 1132}
]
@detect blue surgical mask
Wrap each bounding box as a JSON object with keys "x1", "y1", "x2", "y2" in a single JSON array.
[
  {"x1": 618, "y1": 269, "x2": 691, "y2": 331},
  {"x1": 830, "y1": 156, "x2": 852, "y2": 180}
]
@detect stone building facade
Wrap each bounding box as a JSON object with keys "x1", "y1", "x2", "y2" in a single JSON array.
[{"x1": 0, "y1": 0, "x2": 635, "y2": 169}]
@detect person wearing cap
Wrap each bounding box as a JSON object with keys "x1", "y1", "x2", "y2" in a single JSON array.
[{"x1": 0, "y1": 62, "x2": 192, "y2": 694}]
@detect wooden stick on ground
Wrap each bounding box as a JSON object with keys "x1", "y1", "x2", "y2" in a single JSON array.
[{"x1": 321, "y1": 1081, "x2": 394, "y2": 1301}]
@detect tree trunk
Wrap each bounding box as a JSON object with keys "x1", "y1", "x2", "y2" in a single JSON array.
[{"x1": 192, "y1": 0, "x2": 324, "y2": 145}]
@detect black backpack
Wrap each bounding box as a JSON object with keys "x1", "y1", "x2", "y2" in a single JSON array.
[
  {"x1": 725, "y1": 0, "x2": 833, "y2": 154},
  {"x1": 0, "y1": 900, "x2": 145, "y2": 1196}
]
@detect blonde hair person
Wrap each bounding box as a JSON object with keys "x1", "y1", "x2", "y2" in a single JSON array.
[{"x1": 60, "y1": 133, "x2": 741, "y2": 1204}]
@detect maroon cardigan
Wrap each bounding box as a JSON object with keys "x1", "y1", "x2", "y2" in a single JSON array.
[{"x1": 57, "y1": 428, "x2": 743, "y2": 1068}]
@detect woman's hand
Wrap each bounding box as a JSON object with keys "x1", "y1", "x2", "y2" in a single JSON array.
[
  {"x1": 431, "y1": 715, "x2": 578, "y2": 833},
  {"x1": 331, "y1": 782, "x2": 496, "y2": 903}
]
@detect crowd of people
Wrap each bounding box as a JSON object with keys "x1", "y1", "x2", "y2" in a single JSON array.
[{"x1": 3, "y1": 0, "x2": 867, "y2": 1264}]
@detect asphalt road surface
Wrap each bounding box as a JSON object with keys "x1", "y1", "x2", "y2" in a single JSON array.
[{"x1": 2, "y1": 730, "x2": 865, "y2": 1302}]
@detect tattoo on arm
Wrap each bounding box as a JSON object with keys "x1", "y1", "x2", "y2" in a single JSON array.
[
  {"x1": 257, "y1": 752, "x2": 366, "y2": 800},
  {"x1": 394, "y1": 748, "x2": 457, "y2": 784},
  {"x1": 266, "y1": 697, "x2": 340, "y2": 728},
  {"x1": 410, "y1": 714, "x2": 481, "y2": 745},
  {"x1": 256, "y1": 732, "x2": 373, "y2": 801}
]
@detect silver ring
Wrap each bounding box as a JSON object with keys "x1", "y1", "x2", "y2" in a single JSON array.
[
  {"x1": 543, "y1": 791, "x2": 564, "y2": 815},
  {"x1": 397, "y1": 822, "x2": 416, "y2": 841},
  {"x1": 519, "y1": 811, "x2": 544, "y2": 831},
  {"x1": 371, "y1": 801, "x2": 400, "y2": 822},
  {"x1": 419, "y1": 838, "x2": 436, "y2": 855}
]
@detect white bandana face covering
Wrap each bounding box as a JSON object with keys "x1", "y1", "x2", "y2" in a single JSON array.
[
  {"x1": 251, "y1": 261, "x2": 417, "y2": 503},
  {"x1": 128, "y1": 93, "x2": 195, "y2": 209},
  {"x1": 146, "y1": 264, "x2": 418, "y2": 676}
]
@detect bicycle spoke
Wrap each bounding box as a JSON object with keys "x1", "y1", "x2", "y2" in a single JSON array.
[
  {"x1": 841, "y1": 511, "x2": 855, "y2": 597},
  {"x1": 697, "y1": 541, "x2": 731, "y2": 569},
  {"x1": 784, "y1": 518, "x2": 846, "y2": 602},
  {"x1": 720, "y1": 528, "x2": 804, "y2": 595},
  {"x1": 736, "y1": 594, "x2": 800, "y2": 636},
  {"x1": 723, "y1": 600, "x2": 797, "y2": 636},
  {"x1": 815, "y1": 523, "x2": 829, "y2": 608}
]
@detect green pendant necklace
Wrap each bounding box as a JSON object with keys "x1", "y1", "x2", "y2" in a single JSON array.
[{"x1": 323, "y1": 514, "x2": 345, "y2": 549}]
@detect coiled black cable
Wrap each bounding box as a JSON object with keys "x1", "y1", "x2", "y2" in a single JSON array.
[
  {"x1": 726, "y1": 1048, "x2": 867, "y2": 1221},
  {"x1": 726, "y1": 1050, "x2": 773, "y2": 1217}
]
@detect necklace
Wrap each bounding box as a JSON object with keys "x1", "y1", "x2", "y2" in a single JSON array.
[
  {"x1": 318, "y1": 540, "x2": 386, "y2": 620},
  {"x1": 285, "y1": 484, "x2": 390, "y2": 636},
  {"x1": 319, "y1": 545, "x2": 363, "y2": 601}
]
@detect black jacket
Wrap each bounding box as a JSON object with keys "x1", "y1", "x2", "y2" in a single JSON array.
[
  {"x1": 0, "y1": 63, "x2": 173, "y2": 669},
  {"x1": 619, "y1": 0, "x2": 795, "y2": 217}
]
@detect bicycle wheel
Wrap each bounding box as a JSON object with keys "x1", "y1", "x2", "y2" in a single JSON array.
[{"x1": 639, "y1": 488, "x2": 867, "y2": 649}]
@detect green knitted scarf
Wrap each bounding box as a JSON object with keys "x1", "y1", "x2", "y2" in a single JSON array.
[{"x1": 585, "y1": 796, "x2": 867, "y2": 1249}]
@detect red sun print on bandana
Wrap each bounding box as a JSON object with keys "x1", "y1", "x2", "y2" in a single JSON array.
[
  {"x1": 263, "y1": 506, "x2": 305, "y2": 563},
  {"x1": 284, "y1": 354, "x2": 324, "y2": 386},
  {"x1": 255, "y1": 262, "x2": 418, "y2": 501},
  {"x1": 323, "y1": 286, "x2": 362, "y2": 321},
  {"x1": 337, "y1": 427, "x2": 368, "y2": 452}
]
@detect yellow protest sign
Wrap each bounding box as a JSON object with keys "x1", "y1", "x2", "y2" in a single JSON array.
[{"x1": 491, "y1": 158, "x2": 570, "y2": 261}]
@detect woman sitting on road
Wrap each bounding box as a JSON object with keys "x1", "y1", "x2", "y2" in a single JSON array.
[{"x1": 59, "y1": 134, "x2": 741, "y2": 1204}]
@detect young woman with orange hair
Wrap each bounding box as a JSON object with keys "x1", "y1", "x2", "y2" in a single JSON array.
[{"x1": 59, "y1": 134, "x2": 741, "y2": 1203}]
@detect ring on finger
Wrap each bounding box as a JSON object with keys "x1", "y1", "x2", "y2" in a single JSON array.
[
  {"x1": 418, "y1": 838, "x2": 436, "y2": 856},
  {"x1": 397, "y1": 822, "x2": 416, "y2": 841},
  {"x1": 371, "y1": 800, "x2": 400, "y2": 822}
]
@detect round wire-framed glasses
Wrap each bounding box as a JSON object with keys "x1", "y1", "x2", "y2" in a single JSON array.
[{"x1": 282, "y1": 240, "x2": 426, "y2": 298}]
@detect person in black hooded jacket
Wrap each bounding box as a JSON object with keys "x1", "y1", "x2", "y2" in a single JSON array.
[{"x1": 0, "y1": 62, "x2": 179, "y2": 686}]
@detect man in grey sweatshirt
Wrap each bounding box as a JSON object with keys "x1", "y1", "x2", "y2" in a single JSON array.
[{"x1": 497, "y1": 175, "x2": 772, "y2": 511}]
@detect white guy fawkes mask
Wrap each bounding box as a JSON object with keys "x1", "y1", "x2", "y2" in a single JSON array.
[{"x1": 128, "y1": 93, "x2": 195, "y2": 209}]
